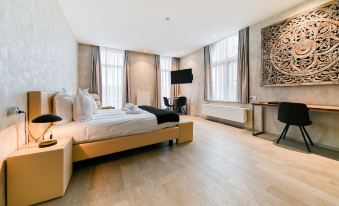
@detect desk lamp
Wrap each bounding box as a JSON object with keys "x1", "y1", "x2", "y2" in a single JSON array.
[{"x1": 32, "y1": 114, "x2": 62, "y2": 148}]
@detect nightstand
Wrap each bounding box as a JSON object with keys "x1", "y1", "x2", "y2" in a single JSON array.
[{"x1": 6, "y1": 137, "x2": 73, "y2": 206}]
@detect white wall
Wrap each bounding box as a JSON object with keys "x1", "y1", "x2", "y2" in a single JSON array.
[
  {"x1": 0, "y1": 1, "x2": 78, "y2": 205},
  {"x1": 180, "y1": 0, "x2": 339, "y2": 150}
]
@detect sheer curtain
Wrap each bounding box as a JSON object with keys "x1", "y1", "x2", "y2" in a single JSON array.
[
  {"x1": 160, "y1": 56, "x2": 172, "y2": 108},
  {"x1": 209, "y1": 33, "x2": 239, "y2": 102},
  {"x1": 100, "y1": 47, "x2": 125, "y2": 108},
  {"x1": 171, "y1": 58, "x2": 180, "y2": 98}
]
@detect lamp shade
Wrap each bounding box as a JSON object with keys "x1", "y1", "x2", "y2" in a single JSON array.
[{"x1": 32, "y1": 114, "x2": 62, "y2": 123}]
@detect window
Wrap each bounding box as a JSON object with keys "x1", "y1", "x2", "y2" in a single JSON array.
[
  {"x1": 160, "y1": 56, "x2": 172, "y2": 108},
  {"x1": 100, "y1": 47, "x2": 125, "y2": 108},
  {"x1": 209, "y1": 33, "x2": 238, "y2": 102}
]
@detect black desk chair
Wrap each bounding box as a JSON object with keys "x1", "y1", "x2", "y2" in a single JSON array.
[
  {"x1": 175, "y1": 97, "x2": 187, "y2": 114},
  {"x1": 276, "y1": 102, "x2": 314, "y2": 152},
  {"x1": 163, "y1": 97, "x2": 173, "y2": 110}
]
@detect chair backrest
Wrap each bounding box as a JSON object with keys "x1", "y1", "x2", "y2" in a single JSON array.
[
  {"x1": 278, "y1": 102, "x2": 311, "y2": 126},
  {"x1": 163, "y1": 97, "x2": 170, "y2": 106},
  {"x1": 176, "y1": 97, "x2": 187, "y2": 106}
]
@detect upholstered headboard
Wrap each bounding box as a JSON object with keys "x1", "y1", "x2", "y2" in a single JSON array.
[{"x1": 28, "y1": 91, "x2": 57, "y2": 141}]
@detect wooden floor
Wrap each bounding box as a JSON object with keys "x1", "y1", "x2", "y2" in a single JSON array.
[{"x1": 39, "y1": 116, "x2": 339, "y2": 206}]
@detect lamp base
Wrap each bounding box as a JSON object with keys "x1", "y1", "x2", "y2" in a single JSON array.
[{"x1": 39, "y1": 139, "x2": 57, "y2": 148}]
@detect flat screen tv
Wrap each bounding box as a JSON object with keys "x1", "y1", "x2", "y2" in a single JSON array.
[{"x1": 171, "y1": 68, "x2": 193, "y2": 84}]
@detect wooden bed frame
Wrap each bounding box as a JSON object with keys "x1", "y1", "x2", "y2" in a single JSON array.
[{"x1": 28, "y1": 91, "x2": 193, "y2": 162}]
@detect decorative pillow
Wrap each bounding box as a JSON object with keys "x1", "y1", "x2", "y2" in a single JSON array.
[
  {"x1": 73, "y1": 88, "x2": 93, "y2": 122},
  {"x1": 90, "y1": 93, "x2": 102, "y2": 107},
  {"x1": 53, "y1": 91, "x2": 73, "y2": 124}
]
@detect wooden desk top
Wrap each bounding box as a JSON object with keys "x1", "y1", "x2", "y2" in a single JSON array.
[{"x1": 252, "y1": 102, "x2": 339, "y2": 112}]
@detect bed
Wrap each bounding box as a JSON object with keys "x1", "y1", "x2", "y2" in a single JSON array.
[{"x1": 28, "y1": 91, "x2": 193, "y2": 162}]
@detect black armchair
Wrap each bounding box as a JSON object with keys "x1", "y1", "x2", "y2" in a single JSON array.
[
  {"x1": 276, "y1": 102, "x2": 314, "y2": 152},
  {"x1": 163, "y1": 97, "x2": 173, "y2": 110},
  {"x1": 175, "y1": 97, "x2": 187, "y2": 114}
]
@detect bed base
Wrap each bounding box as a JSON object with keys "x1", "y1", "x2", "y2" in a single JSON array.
[
  {"x1": 28, "y1": 91, "x2": 193, "y2": 162},
  {"x1": 73, "y1": 121, "x2": 193, "y2": 162}
]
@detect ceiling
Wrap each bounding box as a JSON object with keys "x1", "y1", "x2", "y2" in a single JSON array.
[{"x1": 57, "y1": 0, "x2": 305, "y2": 57}]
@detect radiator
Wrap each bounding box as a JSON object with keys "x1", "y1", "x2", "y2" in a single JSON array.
[
  {"x1": 202, "y1": 104, "x2": 247, "y2": 123},
  {"x1": 137, "y1": 91, "x2": 151, "y2": 106}
]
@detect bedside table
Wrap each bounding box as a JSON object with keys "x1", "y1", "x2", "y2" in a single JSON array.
[{"x1": 6, "y1": 137, "x2": 73, "y2": 206}]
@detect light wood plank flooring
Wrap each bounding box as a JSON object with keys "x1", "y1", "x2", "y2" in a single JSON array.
[{"x1": 39, "y1": 116, "x2": 339, "y2": 206}]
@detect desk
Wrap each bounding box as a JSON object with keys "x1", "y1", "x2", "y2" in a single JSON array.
[{"x1": 252, "y1": 102, "x2": 339, "y2": 136}]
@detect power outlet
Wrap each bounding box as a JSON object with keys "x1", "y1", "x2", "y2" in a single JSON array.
[
  {"x1": 250, "y1": 96, "x2": 257, "y2": 101},
  {"x1": 8, "y1": 106, "x2": 20, "y2": 116}
]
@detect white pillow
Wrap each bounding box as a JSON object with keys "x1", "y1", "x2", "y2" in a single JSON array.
[
  {"x1": 83, "y1": 89, "x2": 98, "y2": 114},
  {"x1": 53, "y1": 92, "x2": 73, "y2": 124},
  {"x1": 90, "y1": 96, "x2": 98, "y2": 114},
  {"x1": 73, "y1": 88, "x2": 93, "y2": 122}
]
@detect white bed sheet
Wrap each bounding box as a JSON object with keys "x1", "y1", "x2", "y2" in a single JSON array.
[{"x1": 49, "y1": 109, "x2": 178, "y2": 144}]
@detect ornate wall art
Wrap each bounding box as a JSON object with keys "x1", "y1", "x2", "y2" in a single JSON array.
[{"x1": 261, "y1": 0, "x2": 339, "y2": 86}]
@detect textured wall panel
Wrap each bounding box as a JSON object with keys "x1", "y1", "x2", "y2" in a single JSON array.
[{"x1": 0, "y1": 1, "x2": 77, "y2": 205}]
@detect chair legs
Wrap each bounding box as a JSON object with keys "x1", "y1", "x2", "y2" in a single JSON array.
[
  {"x1": 276, "y1": 124, "x2": 289, "y2": 144},
  {"x1": 182, "y1": 106, "x2": 186, "y2": 114},
  {"x1": 302, "y1": 126, "x2": 314, "y2": 146},
  {"x1": 282, "y1": 125, "x2": 289, "y2": 139},
  {"x1": 277, "y1": 125, "x2": 313, "y2": 152},
  {"x1": 299, "y1": 126, "x2": 311, "y2": 152}
]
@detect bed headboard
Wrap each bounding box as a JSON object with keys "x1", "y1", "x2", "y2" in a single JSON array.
[{"x1": 28, "y1": 91, "x2": 57, "y2": 141}]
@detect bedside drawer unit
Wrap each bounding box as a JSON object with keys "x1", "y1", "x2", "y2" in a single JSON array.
[{"x1": 7, "y1": 137, "x2": 72, "y2": 206}]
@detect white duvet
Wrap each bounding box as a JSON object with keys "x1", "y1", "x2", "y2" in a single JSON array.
[{"x1": 49, "y1": 109, "x2": 178, "y2": 144}]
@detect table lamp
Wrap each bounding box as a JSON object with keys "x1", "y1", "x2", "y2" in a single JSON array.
[{"x1": 32, "y1": 114, "x2": 62, "y2": 148}]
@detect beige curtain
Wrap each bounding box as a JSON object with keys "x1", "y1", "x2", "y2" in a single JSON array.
[
  {"x1": 204, "y1": 46, "x2": 212, "y2": 100},
  {"x1": 90, "y1": 46, "x2": 102, "y2": 100},
  {"x1": 237, "y1": 27, "x2": 250, "y2": 104},
  {"x1": 171, "y1": 57, "x2": 180, "y2": 97},
  {"x1": 154, "y1": 55, "x2": 161, "y2": 108},
  {"x1": 123, "y1": 51, "x2": 131, "y2": 104}
]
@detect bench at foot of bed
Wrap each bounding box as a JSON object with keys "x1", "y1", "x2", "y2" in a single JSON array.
[{"x1": 177, "y1": 121, "x2": 193, "y2": 144}]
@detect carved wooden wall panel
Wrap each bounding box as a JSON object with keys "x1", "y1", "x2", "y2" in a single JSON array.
[{"x1": 261, "y1": 0, "x2": 339, "y2": 86}]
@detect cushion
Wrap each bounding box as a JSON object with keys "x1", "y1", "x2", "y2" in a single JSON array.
[
  {"x1": 73, "y1": 88, "x2": 93, "y2": 122},
  {"x1": 53, "y1": 91, "x2": 73, "y2": 124},
  {"x1": 90, "y1": 93, "x2": 102, "y2": 107}
]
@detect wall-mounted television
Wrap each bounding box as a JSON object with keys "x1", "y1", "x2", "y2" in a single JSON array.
[{"x1": 171, "y1": 68, "x2": 193, "y2": 84}]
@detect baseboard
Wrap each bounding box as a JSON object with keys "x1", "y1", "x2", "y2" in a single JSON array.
[{"x1": 189, "y1": 113, "x2": 251, "y2": 130}]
